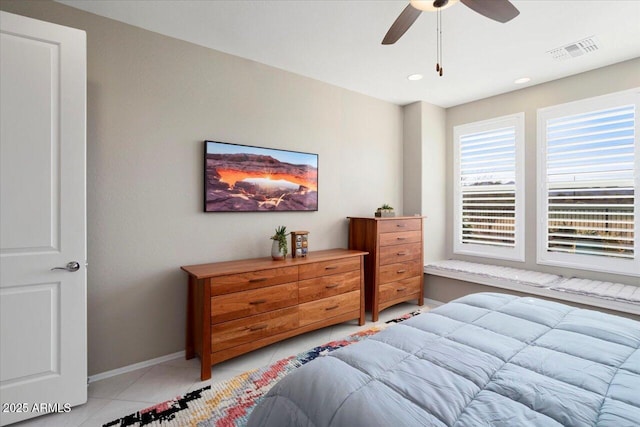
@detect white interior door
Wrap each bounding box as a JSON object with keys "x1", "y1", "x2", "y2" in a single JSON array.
[{"x1": 0, "y1": 11, "x2": 86, "y2": 426}]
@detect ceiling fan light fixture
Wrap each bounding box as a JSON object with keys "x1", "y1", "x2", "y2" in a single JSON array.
[{"x1": 410, "y1": 0, "x2": 459, "y2": 12}]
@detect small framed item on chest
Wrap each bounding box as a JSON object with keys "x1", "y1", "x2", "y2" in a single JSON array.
[{"x1": 291, "y1": 231, "x2": 309, "y2": 258}]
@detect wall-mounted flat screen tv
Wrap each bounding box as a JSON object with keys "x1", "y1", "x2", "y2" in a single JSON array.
[{"x1": 204, "y1": 141, "x2": 318, "y2": 212}]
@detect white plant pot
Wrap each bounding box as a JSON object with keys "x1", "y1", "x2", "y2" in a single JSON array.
[{"x1": 271, "y1": 239, "x2": 286, "y2": 260}]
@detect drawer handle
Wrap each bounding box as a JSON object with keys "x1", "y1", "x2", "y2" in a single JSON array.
[
  {"x1": 396, "y1": 224, "x2": 407, "y2": 228},
  {"x1": 397, "y1": 237, "x2": 407, "y2": 241},
  {"x1": 396, "y1": 287, "x2": 407, "y2": 292},
  {"x1": 249, "y1": 299, "x2": 267, "y2": 305},
  {"x1": 397, "y1": 252, "x2": 407, "y2": 256},
  {"x1": 325, "y1": 284, "x2": 339, "y2": 289},
  {"x1": 325, "y1": 305, "x2": 339, "y2": 311},
  {"x1": 325, "y1": 266, "x2": 338, "y2": 270},
  {"x1": 247, "y1": 324, "x2": 268, "y2": 331},
  {"x1": 249, "y1": 277, "x2": 268, "y2": 283},
  {"x1": 397, "y1": 269, "x2": 407, "y2": 274}
]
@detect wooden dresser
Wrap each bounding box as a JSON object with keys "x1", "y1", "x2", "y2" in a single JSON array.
[
  {"x1": 348, "y1": 216, "x2": 424, "y2": 321},
  {"x1": 181, "y1": 248, "x2": 366, "y2": 380}
]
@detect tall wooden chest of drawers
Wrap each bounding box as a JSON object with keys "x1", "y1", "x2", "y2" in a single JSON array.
[
  {"x1": 181, "y1": 248, "x2": 366, "y2": 380},
  {"x1": 348, "y1": 216, "x2": 424, "y2": 321}
]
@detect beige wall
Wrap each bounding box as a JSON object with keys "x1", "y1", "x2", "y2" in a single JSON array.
[
  {"x1": 420, "y1": 102, "x2": 447, "y2": 263},
  {"x1": 402, "y1": 103, "x2": 422, "y2": 216},
  {"x1": 402, "y1": 101, "x2": 447, "y2": 263},
  {"x1": 0, "y1": 1, "x2": 404, "y2": 375},
  {"x1": 446, "y1": 58, "x2": 640, "y2": 286}
]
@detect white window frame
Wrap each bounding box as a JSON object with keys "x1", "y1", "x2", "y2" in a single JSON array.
[
  {"x1": 537, "y1": 88, "x2": 640, "y2": 276},
  {"x1": 453, "y1": 113, "x2": 525, "y2": 261}
]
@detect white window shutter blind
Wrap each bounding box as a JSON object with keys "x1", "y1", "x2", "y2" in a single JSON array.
[
  {"x1": 454, "y1": 113, "x2": 524, "y2": 261},
  {"x1": 537, "y1": 88, "x2": 639, "y2": 276},
  {"x1": 545, "y1": 104, "x2": 635, "y2": 259},
  {"x1": 460, "y1": 127, "x2": 516, "y2": 247}
]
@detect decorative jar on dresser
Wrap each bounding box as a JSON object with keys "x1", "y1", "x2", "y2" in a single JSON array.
[
  {"x1": 347, "y1": 216, "x2": 424, "y2": 321},
  {"x1": 181, "y1": 248, "x2": 366, "y2": 380}
]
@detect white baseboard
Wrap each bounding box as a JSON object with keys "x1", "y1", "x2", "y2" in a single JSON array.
[
  {"x1": 88, "y1": 351, "x2": 185, "y2": 384},
  {"x1": 423, "y1": 297, "x2": 444, "y2": 307}
]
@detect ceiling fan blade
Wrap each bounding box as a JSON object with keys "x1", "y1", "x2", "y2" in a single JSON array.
[
  {"x1": 460, "y1": 0, "x2": 519, "y2": 23},
  {"x1": 382, "y1": 4, "x2": 422, "y2": 45}
]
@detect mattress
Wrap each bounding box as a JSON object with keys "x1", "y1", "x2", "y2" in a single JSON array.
[{"x1": 247, "y1": 292, "x2": 640, "y2": 427}]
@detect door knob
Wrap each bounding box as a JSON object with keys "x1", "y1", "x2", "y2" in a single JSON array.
[{"x1": 51, "y1": 261, "x2": 80, "y2": 272}]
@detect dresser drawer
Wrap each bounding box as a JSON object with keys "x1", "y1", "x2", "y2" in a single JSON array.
[
  {"x1": 348, "y1": 216, "x2": 423, "y2": 322},
  {"x1": 299, "y1": 291, "x2": 360, "y2": 326},
  {"x1": 379, "y1": 261, "x2": 422, "y2": 284},
  {"x1": 209, "y1": 266, "x2": 298, "y2": 296},
  {"x1": 298, "y1": 270, "x2": 360, "y2": 304},
  {"x1": 379, "y1": 242, "x2": 421, "y2": 266},
  {"x1": 379, "y1": 230, "x2": 421, "y2": 247},
  {"x1": 378, "y1": 218, "x2": 422, "y2": 234},
  {"x1": 212, "y1": 307, "x2": 298, "y2": 351},
  {"x1": 379, "y1": 276, "x2": 422, "y2": 304},
  {"x1": 211, "y1": 282, "x2": 298, "y2": 324},
  {"x1": 298, "y1": 257, "x2": 360, "y2": 280}
]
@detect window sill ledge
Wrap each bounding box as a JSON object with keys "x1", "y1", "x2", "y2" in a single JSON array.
[{"x1": 424, "y1": 261, "x2": 640, "y2": 316}]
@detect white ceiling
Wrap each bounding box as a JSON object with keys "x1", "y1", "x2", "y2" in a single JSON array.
[{"x1": 57, "y1": 0, "x2": 640, "y2": 108}]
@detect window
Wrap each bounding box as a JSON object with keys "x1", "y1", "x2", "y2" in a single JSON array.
[
  {"x1": 453, "y1": 113, "x2": 525, "y2": 261},
  {"x1": 537, "y1": 89, "x2": 640, "y2": 276}
]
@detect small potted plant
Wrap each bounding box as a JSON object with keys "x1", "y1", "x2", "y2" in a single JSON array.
[
  {"x1": 270, "y1": 225, "x2": 289, "y2": 260},
  {"x1": 375, "y1": 203, "x2": 395, "y2": 218}
]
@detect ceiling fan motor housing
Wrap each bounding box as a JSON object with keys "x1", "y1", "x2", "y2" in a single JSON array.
[{"x1": 410, "y1": 0, "x2": 459, "y2": 12}]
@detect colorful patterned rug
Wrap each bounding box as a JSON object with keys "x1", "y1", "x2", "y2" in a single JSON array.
[{"x1": 104, "y1": 309, "x2": 424, "y2": 427}]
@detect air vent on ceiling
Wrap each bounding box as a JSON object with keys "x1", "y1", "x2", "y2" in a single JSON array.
[{"x1": 547, "y1": 36, "x2": 600, "y2": 61}]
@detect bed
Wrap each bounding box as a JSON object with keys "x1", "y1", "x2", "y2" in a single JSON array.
[{"x1": 247, "y1": 292, "x2": 640, "y2": 426}]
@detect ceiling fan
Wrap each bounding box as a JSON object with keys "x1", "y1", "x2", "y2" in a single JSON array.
[{"x1": 382, "y1": 0, "x2": 520, "y2": 45}]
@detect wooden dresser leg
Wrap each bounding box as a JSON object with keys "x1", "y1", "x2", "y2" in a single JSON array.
[
  {"x1": 200, "y1": 278, "x2": 212, "y2": 381},
  {"x1": 186, "y1": 275, "x2": 195, "y2": 360},
  {"x1": 200, "y1": 354, "x2": 212, "y2": 381},
  {"x1": 358, "y1": 255, "x2": 366, "y2": 326}
]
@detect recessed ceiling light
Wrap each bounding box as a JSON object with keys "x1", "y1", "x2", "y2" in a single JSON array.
[
  {"x1": 407, "y1": 74, "x2": 423, "y2": 81},
  {"x1": 514, "y1": 77, "x2": 531, "y2": 85}
]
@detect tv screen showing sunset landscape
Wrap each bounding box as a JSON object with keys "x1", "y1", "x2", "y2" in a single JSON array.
[{"x1": 204, "y1": 141, "x2": 318, "y2": 212}]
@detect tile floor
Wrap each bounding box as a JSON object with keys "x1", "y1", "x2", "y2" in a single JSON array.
[{"x1": 13, "y1": 299, "x2": 440, "y2": 427}]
